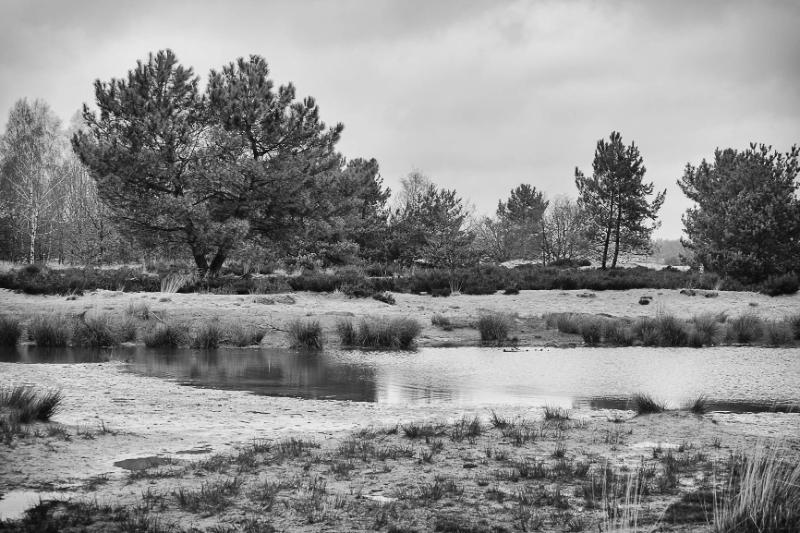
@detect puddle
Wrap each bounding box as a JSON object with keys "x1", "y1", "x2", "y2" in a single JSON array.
[
  {"x1": 113, "y1": 456, "x2": 173, "y2": 471},
  {"x1": 0, "y1": 490, "x2": 75, "y2": 521}
]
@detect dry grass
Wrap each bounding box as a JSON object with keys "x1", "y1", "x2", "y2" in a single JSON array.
[
  {"x1": 29, "y1": 314, "x2": 73, "y2": 347},
  {"x1": 289, "y1": 319, "x2": 324, "y2": 350},
  {"x1": 476, "y1": 313, "x2": 511, "y2": 343},
  {"x1": 0, "y1": 315, "x2": 23, "y2": 346}
]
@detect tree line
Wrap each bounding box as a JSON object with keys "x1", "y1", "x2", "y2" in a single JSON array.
[{"x1": 1, "y1": 50, "x2": 797, "y2": 284}]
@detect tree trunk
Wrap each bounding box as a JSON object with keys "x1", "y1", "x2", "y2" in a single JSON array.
[
  {"x1": 28, "y1": 207, "x2": 38, "y2": 264},
  {"x1": 193, "y1": 253, "x2": 209, "y2": 277},
  {"x1": 209, "y1": 249, "x2": 227, "y2": 276},
  {"x1": 601, "y1": 199, "x2": 614, "y2": 269},
  {"x1": 611, "y1": 200, "x2": 623, "y2": 268}
]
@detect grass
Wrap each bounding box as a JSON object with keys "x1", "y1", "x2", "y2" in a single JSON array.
[
  {"x1": 0, "y1": 315, "x2": 23, "y2": 346},
  {"x1": 726, "y1": 313, "x2": 763, "y2": 343},
  {"x1": 29, "y1": 314, "x2": 73, "y2": 347},
  {"x1": 690, "y1": 313, "x2": 720, "y2": 347},
  {"x1": 191, "y1": 320, "x2": 223, "y2": 349},
  {"x1": 338, "y1": 317, "x2": 421, "y2": 349},
  {"x1": 684, "y1": 395, "x2": 708, "y2": 415},
  {"x1": 655, "y1": 313, "x2": 689, "y2": 347},
  {"x1": 143, "y1": 321, "x2": 187, "y2": 348},
  {"x1": 288, "y1": 319, "x2": 324, "y2": 350},
  {"x1": 579, "y1": 318, "x2": 603, "y2": 345},
  {"x1": 630, "y1": 393, "x2": 668, "y2": 415},
  {"x1": 125, "y1": 300, "x2": 152, "y2": 320},
  {"x1": 476, "y1": 313, "x2": 511, "y2": 343},
  {"x1": 765, "y1": 320, "x2": 793, "y2": 346},
  {"x1": 431, "y1": 314, "x2": 452, "y2": 329},
  {"x1": 714, "y1": 444, "x2": 800, "y2": 532},
  {"x1": 543, "y1": 405, "x2": 571, "y2": 421},
  {"x1": 73, "y1": 313, "x2": 122, "y2": 347},
  {"x1": 0, "y1": 385, "x2": 63, "y2": 423},
  {"x1": 633, "y1": 317, "x2": 659, "y2": 346},
  {"x1": 226, "y1": 323, "x2": 266, "y2": 347}
]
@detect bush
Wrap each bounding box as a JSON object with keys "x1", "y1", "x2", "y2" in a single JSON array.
[
  {"x1": 143, "y1": 322, "x2": 187, "y2": 348},
  {"x1": 431, "y1": 314, "x2": 452, "y2": 329},
  {"x1": 191, "y1": 320, "x2": 223, "y2": 349},
  {"x1": 372, "y1": 291, "x2": 396, "y2": 305},
  {"x1": 726, "y1": 314, "x2": 763, "y2": 344},
  {"x1": 579, "y1": 318, "x2": 603, "y2": 345},
  {"x1": 0, "y1": 316, "x2": 23, "y2": 346},
  {"x1": 29, "y1": 315, "x2": 73, "y2": 347},
  {"x1": 760, "y1": 273, "x2": 799, "y2": 296},
  {"x1": 476, "y1": 313, "x2": 511, "y2": 343},
  {"x1": 288, "y1": 319, "x2": 324, "y2": 350},
  {"x1": 73, "y1": 314, "x2": 122, "y2": 347}
]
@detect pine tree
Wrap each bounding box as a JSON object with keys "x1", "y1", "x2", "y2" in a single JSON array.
[{"x1": 575, "y1": 131, "x2": 665, "y2": 268}]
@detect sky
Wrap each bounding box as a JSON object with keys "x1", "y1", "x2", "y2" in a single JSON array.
[{"x1": 1, "y1": 0, "x2": 798, "y2": 239}]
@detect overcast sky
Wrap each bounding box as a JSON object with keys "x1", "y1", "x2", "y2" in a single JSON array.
[{"x1": 1, "y1": 0, "x2": 798, "y2": 238}]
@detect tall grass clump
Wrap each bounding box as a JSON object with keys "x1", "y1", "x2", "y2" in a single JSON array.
[
  {"x1": 29, "y1": 314, "x2": 73, "y2": 347},
  {"x1": 191, "y1": 320, "x2": 223, "y2": 349},
  {"x1": 0, "y1": 316, "x2": 23, "y2": 346},
  {"x1": 579, "y1": 318, "x2": 603, "y2": 345},
  {"x1": 226, "y1": 323, "x2": 266, "y2": 347},
  {"x1": 125, "y1": 300, "x2": 151, "y2": 320},
  {"x1": 555, "y1": 313, "x2": 583, "y2": 335},
  {"x1": 684, "y1": 395, "x2": 708, "y2": 415},
  {"x1": 714, "y1": 444, "x2": 800, "y2": 533},
  {"x1": 603, "y1": 321, "x2": 634, "y2": 346},
  {"x1": 690, "y1": 313, "x2": 720, "y2": 347},
  {"x1": 655, "y1": 313, "x2": 689, "y2": 347},
  {"x1": 73, "y1": 314, "x2": 122, "y2": 347},
  {"x1": 0, "y1": 386, "x2": 63, "y2": 422},
  {"x1": 143, "y1": 322, "x2": 187, "y2": 348},
  {"x1": 726, "y1": 314, "x2": 763, "y2": 344},
  {"x1": 630, "y1": 393, "x2": 667, "y2": 415},
  {"x1": 288, "y1": 319, "x2": 324, "y2": 350},
  {"x1": 476, "y1": 313, "x2": 511, "y2": 343},
  {"x1": 632, "y1": 317, "x2": 659, "y2": 346},
  {"x1": 160, "y1": 273, "x2": 190, "y2": 294},
  {"x1": 764, "y1": 320, "x2": 793, "y2": 346},
  {"x1": 788, "y1": 314, "x2": 800, "y2": 340},
  {"x1": 338, "y1": 318, "x2": 421, "y2": 349}
]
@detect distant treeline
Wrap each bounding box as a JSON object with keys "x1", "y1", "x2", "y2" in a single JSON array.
[{"x1": 0, "y1": 50, "x2": 797, "y2": 286}]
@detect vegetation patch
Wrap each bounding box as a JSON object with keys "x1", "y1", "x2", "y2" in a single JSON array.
[
  {"x1": 0, "y1": 315, "x2": 23, "y2": 346},
  {"x1": 630, "y1": 393, "x2": 668, "y2": 415},
  {"x1": 476, "y1": 313, "x2": 511, "y2": 343},
  {"x1": 28, "y1": 314, "x2": 73, "y2": 347},
  {"x1": 289, "y1": 319, "x2": 324, "y2": 350},
  {"x1": 143, "y1": 321, "x2": 188, "y2": 348},
  {"x1": 338, "y1": 317, "x2": 421, "y2": 349}
]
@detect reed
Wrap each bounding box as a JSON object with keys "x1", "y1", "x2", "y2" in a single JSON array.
[{"x1": 29, "y1": 314, "x2": 73, "y2": 347}]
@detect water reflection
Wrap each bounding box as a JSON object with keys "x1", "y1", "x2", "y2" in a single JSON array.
[{"x1": 2, "y1": 345, "x2": 798, "y2": 413}]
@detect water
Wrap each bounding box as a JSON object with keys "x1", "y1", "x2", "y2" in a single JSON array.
[{"x1": 2, "y1": 345, "x2": 798, "y2": 412}]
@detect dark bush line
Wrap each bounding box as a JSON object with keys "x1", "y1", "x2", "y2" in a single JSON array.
[{"x1": 2, "y1": 263, "x2": 792, "y2": 296}]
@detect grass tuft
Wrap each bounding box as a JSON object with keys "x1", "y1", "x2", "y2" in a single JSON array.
[
  {"x1": 684, "y1": 395, "x2": 708, "y2": 415},
  {"x1": 29, "y1": 314, "x2": 73, "y2": 347},
  {"x1": 690, "y1": 313, "x2": 720, "y2": 347},
  {"x1": 143, "y1": 321, "x2": 187, "y2": 348},
  {"x1": 655, "y1": 313, "x2": 689, "y2": 347},
  {"x1": 630, "y1": 393, "x2": 668, "y2": 415},
  {"x1": 0, "y1": 386, "x2": 63, "y2": 423},
  {"x1": 191, "y1": 320, "x2": 223, "y2": 349},
  {"x1": 726, "y1": 313, "x2": 763, "y2": 344},
  {"x1": 226, "y1": 323, "x2": 266, "y2": 347},
  {"x1": 338, "y1": 317, "x2": 421, "y2": 349},
  {"x1": 289, "y1": 319, "x2": 324, "y2": 350},
  {"x1": 73, "y1": 314, "x2": 122, "y2": 347},
  {"x1": 579, "y1": 318, "x2": 603, "y2": 345},
  {"x1": 476, "y1": 313, "x2": 511, "y2": 343},
  {"x1": 0, "y1": 315, "x2": 23, "y2": 346},
  {"x1": 764, "y1": 320, "x2": 793, "y2": 346}
]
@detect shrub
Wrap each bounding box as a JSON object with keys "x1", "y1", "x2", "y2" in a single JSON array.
[
  {"x1": 764, "y1": 320, "x2": 793, "y2": 346},
  {"x1": 29, "y1": 315, "x2": 73, "y2": 347},
  {"x1": 372, "y1": 291, "x2": 396, "y2": 305},
  {"x1": 143, "y1": 322, "x2": 187, "y2": 348},
  {"x1": 630, "y1": 393, "x2": 667, "y2": 415},
  {"x1": 191, "y1": 320, "x2": 223, "y2": 349},
  {"x1": 726, "y1": 314, "x2": 763, "y2": 344},
  {"x1": 73, "y1": 314, "x2": 122, "y2": 347},
  {"x1": 632, "y1": 318, "x2": 659, "y2": 346},
  {"x1": 655, "y1": 314, "x2": 689, "y2": 347},
  {"x1": 0, "y1": 386, "x2": 63, "y2": 422},
  {"x1": 0, "y1": 316, "x2": 23, "y2": 346},
  {"x1": 503, "y1": 286, "x2": 520, "y2": 295},
  {"x1": 476, "y1": 313, "x2": 511, "y2": 343},
  {"x1": 580, "y1": 318, "x2": 603, "y2": 345},
  {"x1": 226, "y1": 324, "x2": 266, "y2": 347},
  {"x1": 760, "y1": 272, "x2": 799, "y2": 296},
  {"x1": 288, "y1": 319, "x2": 323, "y2": 350}
]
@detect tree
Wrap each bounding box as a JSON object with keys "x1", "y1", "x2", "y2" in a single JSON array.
[
  {"x1": 542, "y1": 196, "x2": 590, "y2": 264},
  {"x1": 74, "y1": 50, "x2": 343, "y2": 276},
  {"x1": 389, "y1": 174, "x2": 475, "y2": 267},
  {"x1": 0, "y1": 99, "x2": 65, "y2": 263},
  {"x1": 496, "y1": 184, "x2": 549, "y2": 262},
  {"x1": 575, "y1": 131, "x2": 665, "y2": 268},
  {"x1": 678, "y1": 143, "x2": 800, "y2": 282}
]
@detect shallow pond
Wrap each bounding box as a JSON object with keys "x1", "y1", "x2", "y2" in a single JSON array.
[{"x1": 2, "y1": 345, "x2": 798, "y2": 413}]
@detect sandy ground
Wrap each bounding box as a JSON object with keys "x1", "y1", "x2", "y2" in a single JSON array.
[{"x1": 1, "y1": 288, "x2": 798, "y2": 348}]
